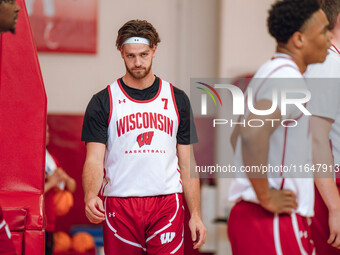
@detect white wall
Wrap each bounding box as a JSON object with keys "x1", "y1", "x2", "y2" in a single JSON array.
[{"x1": 218, "y1": 0, "x2": 276, "y2": 77}]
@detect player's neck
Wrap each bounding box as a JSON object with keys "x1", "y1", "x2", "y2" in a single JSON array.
[
  {"x1": 122, "y1": 71, "x2": 155, "y2": 90},
  {"x1": 331, "y1": 21, "x2": 340, "y2": 50},
  {"x1": 275, "y1": 45, "x2": 306, "y2": 73},
  {"x1": 331, "y1": 35, "x2": 340, "y2": 51}
]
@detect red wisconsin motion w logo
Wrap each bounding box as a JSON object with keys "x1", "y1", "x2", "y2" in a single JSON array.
[{"x1": 137, "y1": 131, "x2": 154, "y2": 147}]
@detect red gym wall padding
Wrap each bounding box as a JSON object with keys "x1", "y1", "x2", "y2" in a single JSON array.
[{"x1": 0, "y1": 0, "x2": 47, "y2": 254}]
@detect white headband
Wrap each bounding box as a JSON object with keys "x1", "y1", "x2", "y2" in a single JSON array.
[{"x1": 123, "y1": 37, "x2": 150, "y2": 46}]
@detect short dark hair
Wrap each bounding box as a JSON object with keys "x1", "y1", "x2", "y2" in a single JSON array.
[
  {"x1": 267, "y1": 0, "x2": 321, "y2": 43},
  {"x1": 116, "y1": 20, "x2": 161, "y2": 50},
  {"x1": 319, "y1": 0, "x2": 340, "y2": 30}
]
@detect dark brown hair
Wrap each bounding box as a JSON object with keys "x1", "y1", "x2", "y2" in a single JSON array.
[
  {"x1": 116, "y1": 20, "x2": 161, "y2": 50},
  {"x1": 319, "y1": 0, "x2": 340, "y2": 30}
]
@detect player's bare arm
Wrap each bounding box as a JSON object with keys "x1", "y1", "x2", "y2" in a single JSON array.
[
  {"x1": 56, "y1": 168, "x2": 76, "y2": 193},
  {"x1": 44, "y1": 170, "x2": 63, "y2": 193},
  {"x1": 241, "y1": 99, "x2": 297, "y2": 214},
  {"x1": 177, "y1": 144, "x2": 207, "y2": 249},
  {"x1": 311, "y1": 115, "x2": 340, "y2": 248},
  {"x1": 83, "y1": 142, "x2": 106, "y2": 224}
]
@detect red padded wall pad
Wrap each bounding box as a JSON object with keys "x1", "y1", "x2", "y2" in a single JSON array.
[
  {"x1": 24, "y1": 230, "x2": 45, "y2": 254},
  {"x1": 0, "y1": 0, "x2": 46, "y2": 254},
  {"x1": 3, "y1": 208, "x2": 27, "y2": 255},
  {"x1": 0, "y1": 0, "x2": 46, "y2": 194},
  {"x1": 3, "y1": 208, "x2": 28, "y2": 232},
  {"x1": 11, "y1": 232, "x2": 24, "y2": 255}
]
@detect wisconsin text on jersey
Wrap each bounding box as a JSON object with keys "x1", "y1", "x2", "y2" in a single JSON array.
[{"x1": 116, "y1": 112, "x2": 174, "y2": 137}]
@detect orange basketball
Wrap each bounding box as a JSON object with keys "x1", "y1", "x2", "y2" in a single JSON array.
[
  {"x1": 53, "y1": 231, "x2": 72, "y2": 252},
  {"x1": 54, "y1": 190, "x2": 74, "y2": 216},
  {"x1": 72, "y1": 232, "x2": 95, "y2": 252}
]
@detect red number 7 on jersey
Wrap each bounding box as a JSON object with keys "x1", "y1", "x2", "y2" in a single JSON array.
[{"x1": 161, "y1": 98, "x2": 168, "y2": 110}]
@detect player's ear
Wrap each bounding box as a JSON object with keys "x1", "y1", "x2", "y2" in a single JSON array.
[
  {"x1": 291, "y1": 31, "x2": 304, "y2": 49},
  {"x1": 120, "y1": 47, "x2": 124, "y2": 58},
  {"x1": 336, "y1": 13, "x2": 340, "y2": 29},
  {"x1": 152, "y1": 46, "x2": 157, "y2": 58}
]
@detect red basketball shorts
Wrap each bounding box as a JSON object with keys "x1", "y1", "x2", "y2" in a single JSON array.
[
  {"x1": 0, "y1": 219, "x2": 16, "y2": 255},
  {"x1": 311, "y1": 184, "x2": 340, "y2": 254},
  {"x1": 103, "y1": 193, "x2": 184, "y2": 255},
  {"x1": 228, "y1": 201, "x2": 315, "y2": 255}
]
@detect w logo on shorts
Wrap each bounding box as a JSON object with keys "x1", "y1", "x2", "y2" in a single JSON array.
[
  {"x1": 137, "y1": 131, "x2": 154, "y2": 147},
  {"x1": 160, "y1": 232, "x2": 175, "y2": 245}
]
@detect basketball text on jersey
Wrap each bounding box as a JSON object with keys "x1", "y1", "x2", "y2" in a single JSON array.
[
  {"x1": 116, "y1": 112, "x2": 174, "y2": 137},
  {"x1": 160, "y1": 232, "x2": 175, "y2": 245}
]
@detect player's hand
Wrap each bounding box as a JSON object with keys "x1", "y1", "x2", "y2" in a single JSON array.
[
  {"x1": 85, "y1": 196, "x2": 105, "y2": 224},
  {"x1": 46, "y1": 170, "x2": 63, "y2": 188},
  {"x1": 188, "y1": 214, "x2": 207, "y2": 249},
  {"x1": 328, "y1": 209, "x2": 340, "y2": 248},
  {"x1": 260, "y1": 188, "x2": 297, "y2": 214},
  {"x1": 55, "y1": 168, "x2": 68, "y2": 181}
]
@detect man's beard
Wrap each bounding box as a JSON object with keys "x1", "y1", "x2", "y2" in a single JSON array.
[{"x1": 125, "y1": 62, "x2": 152, "y2": 79}]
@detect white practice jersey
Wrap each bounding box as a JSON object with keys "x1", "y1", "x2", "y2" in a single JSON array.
[
  {"x1": 102, "y1": 78, "x2": 182, "y2": 197},
  {"x1": 229, "y1": 53, "x2": 314, "y2": 217},
  {"x1": 306, "y1": 45, "x2": 340, "y2": 166},
  {"x1": 45, "y1": 150, "x2": 65, "y2": 190}
]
